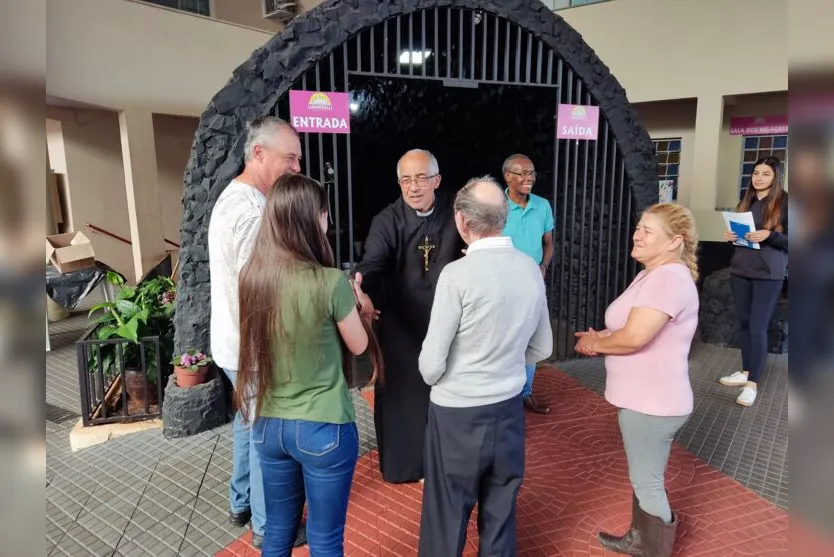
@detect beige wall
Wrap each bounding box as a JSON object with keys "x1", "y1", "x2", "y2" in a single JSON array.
[
  {"x1": 152, "y1": 114, "x2": 199, "y2": 245},
  {"x1": 47, "y1": 0, "x2": 272, "y2": 117},
  {"x1": 46, "y1": 107, "x2": 135, "y2": 279},
  {"x1": 212, "y1": 0, "x2": 283, "y2": 33},
  {"x1": 45, "y1": 108, "x2": 197, "y2": 280},
  {"x1": 559, "y1": 0, "x2": 788, "y2": 103},
  {"x1": 633, "y1": 99, "x2": 697, "y2": 206},
  {"x1": 47, "y1": 0, "x2": 790, "y2": 117},
  {"x1": 211, "y1": 0, "x2": 324, "y2": 33},
  {"x1": 789, "y1": 0, "x2": 834, "y2": 69},
  {"x1": 716, "y1": 92, "x2": 788, "y2": 210}
]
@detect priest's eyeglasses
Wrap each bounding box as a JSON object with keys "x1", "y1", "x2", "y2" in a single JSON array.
[{"x1": 398, "y1": 174, "x2": 437, "y2": 188}]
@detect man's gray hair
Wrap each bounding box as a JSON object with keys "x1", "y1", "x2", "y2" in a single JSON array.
[
  {"x1": 243, "y1": 116, "x2": 297, "y2": 163},
  {"x1": 454, "y1": 175, "x2": 508, "y2": 236},
  {"x1": 501, "y1": 153, "x2": 533, "y2": 174},
  {"x1": 396, "y1": 148, "x2": 440, "y2": 179}
]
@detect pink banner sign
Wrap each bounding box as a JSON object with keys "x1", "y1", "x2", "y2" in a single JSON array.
[
  {"x1": 289, "y1": 90, "x2": 351, "y2": 134},
  {"x1": 729, "y1": 115, "x2": 788, "y2": 136},
  {"x1": 556, "y1": 104, "x2": 599, "y2": 141}
]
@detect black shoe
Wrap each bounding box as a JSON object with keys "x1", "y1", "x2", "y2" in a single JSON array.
[
  {"x1": 294, "y1": 519, "x2": 308, "y2": 547},
  {"x1": 229, "y1": 509, "x2": 251, "y2": 528},
  {"x1": 251, "y1": 532, "x2": 263, "y2": 549}
]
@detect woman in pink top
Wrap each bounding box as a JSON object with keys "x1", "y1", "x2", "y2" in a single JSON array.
[{"x1": 575, "y1": 203, "x2": 699, "y2": 557}]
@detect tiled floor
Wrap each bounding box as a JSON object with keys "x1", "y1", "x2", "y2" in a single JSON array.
[
  {"x1": 217, "y1": 371, "x2": 788, "y2": 556},
  {"x1": 47, "y1": 295, "x2": 788, "y2": 556}
]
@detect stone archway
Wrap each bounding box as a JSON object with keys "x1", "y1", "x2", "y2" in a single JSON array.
[{"x1": 174, "y1": 0, "x2": 658, "y2": 354}]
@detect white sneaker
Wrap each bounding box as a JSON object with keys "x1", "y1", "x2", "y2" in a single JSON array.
[
  {"x1": 720, "y1": 371, "x2": 749, "y2": 387},
  {"x1": 736, "y1": 386, "x2": 757, "y2": 407}
]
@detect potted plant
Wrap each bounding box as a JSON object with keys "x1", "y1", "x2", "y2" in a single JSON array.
[
  {"x1": 87, "y1": 271, "x2": 177, "y2": 406},
  {"x1": 172, "y1": 350, "x2": 213, "y2": 388}
]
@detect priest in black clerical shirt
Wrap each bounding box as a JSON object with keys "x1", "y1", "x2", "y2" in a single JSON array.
[{"x1": 352, "y1": 148, "x2": 465, "y2": 484}]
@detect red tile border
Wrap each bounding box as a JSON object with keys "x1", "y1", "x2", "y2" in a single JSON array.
[{"x1": 217, "y1": 367, "x2": 788, "y2": 556}]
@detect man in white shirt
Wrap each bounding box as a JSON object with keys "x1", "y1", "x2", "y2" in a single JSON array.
[
  {"x1": 208, "y1": 116, "x2": 302, "y2": 549},
  {"x1": 417, "y1": 176, "x2": 553, "y2": 556}
]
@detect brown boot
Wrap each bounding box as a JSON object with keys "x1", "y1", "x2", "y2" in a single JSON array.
[
  {"x1": 598, "y1": 492, "x2": 644, "y2": 555},
  {"x1": 636, "y1": 507, "x2": 677, "y2": 557}
]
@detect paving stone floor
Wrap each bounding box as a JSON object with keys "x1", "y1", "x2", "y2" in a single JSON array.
[
  {"x1": 219, "y1": 371, "x2": 788, "y2": 556},
  {"x1": 46, "y1": 296, "x2": 788, "y2": 556}
]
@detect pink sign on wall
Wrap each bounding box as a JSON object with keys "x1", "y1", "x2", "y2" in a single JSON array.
[
  {"x1": 729, "y1": 114, "x2": 788, "y2": 136},
  {"x1": 289, "y1": 90, "x2": 351, "y2": 134},
  {"x1": 556, "y1": 104, "x2": 599, "y2": 141}
]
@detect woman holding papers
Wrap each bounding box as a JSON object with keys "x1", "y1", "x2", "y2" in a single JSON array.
[{"x1": 719, "y1": 156, "x2": 788, "y2": 407}]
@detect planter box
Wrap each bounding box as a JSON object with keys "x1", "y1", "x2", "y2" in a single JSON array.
[{"x1": 76, "y1": 324, "x2": 168, "y2": 426}]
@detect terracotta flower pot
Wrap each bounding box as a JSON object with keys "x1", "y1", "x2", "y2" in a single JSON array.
[
  {"x1": 124, "y1": 368, "x2": 159, "y2": 405},
  {"x1": 175, "y1": 365, "x2": 207, "y2": 388}
]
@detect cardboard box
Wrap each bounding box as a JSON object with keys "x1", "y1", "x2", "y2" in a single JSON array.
[{"x1": 46, "y1": 231, "x2": 96, "y2": 273}]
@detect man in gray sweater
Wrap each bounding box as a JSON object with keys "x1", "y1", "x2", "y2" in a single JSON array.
[{"x1": 417, "y1": 176, "x2": 553, "y2": 556}]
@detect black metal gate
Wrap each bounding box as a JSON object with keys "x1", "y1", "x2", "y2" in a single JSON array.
[{"x1": 273, "y1": 7, "x2": 637, "y2": 360}]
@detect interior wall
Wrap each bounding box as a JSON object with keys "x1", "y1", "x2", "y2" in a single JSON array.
[
  {"x1": 632, "y1": 99, "x2": 697, "y2": 206},
  {"x1": 45, "y1": 108, "x2": 197, "y2": 281},
  {"x1": 46, "y1": 119, "x2": 73, "y2": 232},
  {"x1": 152, "y1": 114, "x2": 198, "y2": 245},
  {"x1": 46, "y1": 107, "x2": 134, "y2": 279}
]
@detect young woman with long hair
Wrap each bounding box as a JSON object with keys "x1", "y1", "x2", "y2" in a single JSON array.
[
  {"x1": 235, "y1": 173, "x2": 383, "y2": 556},
  {"x1": 719, "y1": 156, "x2": 788, "y2": 407}
]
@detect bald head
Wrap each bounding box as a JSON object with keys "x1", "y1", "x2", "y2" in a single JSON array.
[
  {"x1": 501, "y1": 154, "x2": 533, "y2": 174},
  {"x1": 454, "y1": 175, "x2": 509, "y2": 237}
]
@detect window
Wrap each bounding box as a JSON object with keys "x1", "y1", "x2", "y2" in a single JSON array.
[
  {"x1": 738, "y1": 134, "x2": 788, "y2": 199},
  {"x1": 144, "y1": 0, "x2": 210, "y2": 17},
  {"x1": 653, "y1": 138, "x2": 681, "y2": 202}
]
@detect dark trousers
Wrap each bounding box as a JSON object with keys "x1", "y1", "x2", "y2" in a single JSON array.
[
  {"x1": 731, "y1": 275, "x2": 784, "y2": 383},
  {"x1": 418, "y1": 395, "x2": 525, "y2": 557}
]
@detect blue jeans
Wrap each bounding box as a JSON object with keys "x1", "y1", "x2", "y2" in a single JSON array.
[
  {"x1": 222, "y1": 368, "x2": 265, "y2": 536},
  {"x1": 522, "y1": 363, "x2": 536, "y2": 398},
  {"x1": 253, "y1": 417, "x2": 358, "y2": 557}
]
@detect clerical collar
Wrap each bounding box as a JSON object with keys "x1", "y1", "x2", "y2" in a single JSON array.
[{"x1": 415, "y1": 207, "x2": 435, "y2": 217}]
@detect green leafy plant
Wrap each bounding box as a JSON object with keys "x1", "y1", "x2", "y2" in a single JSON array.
[
  {"x1": 87, "y1": 271, "x2": 176, "y2": 384},
  {"x1": 172, "y1": 349, "x2": 212, "y2": 372}
]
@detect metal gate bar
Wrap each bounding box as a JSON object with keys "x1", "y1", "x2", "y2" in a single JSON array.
[{"x1": 282, "y1": 8, "x2": 637, "y2": 359}]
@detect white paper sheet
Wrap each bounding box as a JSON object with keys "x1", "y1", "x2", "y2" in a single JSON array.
[{"x1": 722, "y1": 211, "x2": 760, "y2": 250}]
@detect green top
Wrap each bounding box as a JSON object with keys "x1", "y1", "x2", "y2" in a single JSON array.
[{"x1": 259, "y1": 267, "x2": 357, "y2": 424}]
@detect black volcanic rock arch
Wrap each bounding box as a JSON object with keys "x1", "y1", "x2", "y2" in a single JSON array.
[{"x1": 174, "y1": 0, "x2": 658, "y2": 359}]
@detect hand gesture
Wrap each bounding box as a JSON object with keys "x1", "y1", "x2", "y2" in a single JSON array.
[
  {"x1": 745, "y1": 229, "x2": 771, "y2": 243},
  {"x1": 724, "y1": 230, "x2": 738, "y2": 243},
  {"x1": 352, "y1": 272, "x2": 380, "y2": 321},
  {"x1": 574, "y1": 327, "x2": 600, "y2": 357}
]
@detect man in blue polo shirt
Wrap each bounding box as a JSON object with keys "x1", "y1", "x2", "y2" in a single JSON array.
[{"x1": 501, "y1": 154, "x2": 554, "y2": 414}]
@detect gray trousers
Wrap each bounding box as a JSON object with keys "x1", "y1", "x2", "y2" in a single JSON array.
[{"x1": 618, "y1": 408, "x2": 690, "y2": 523}]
